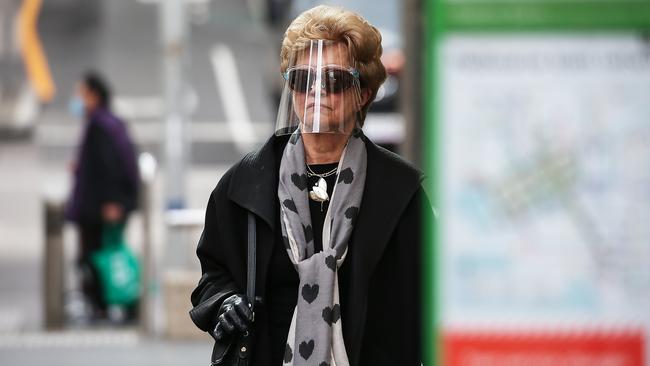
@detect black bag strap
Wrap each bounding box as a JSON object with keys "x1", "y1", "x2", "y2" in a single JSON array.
[
  {"x1": 246, "y1": 212, "x2": 256, "y2": 313},
  {"x1": 210, "y1": 213, "x2": 257, "y2": 366}
]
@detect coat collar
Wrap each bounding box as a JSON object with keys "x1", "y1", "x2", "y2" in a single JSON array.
[
  {"x1": 227, "y1": 134, "x2": 288, "y2": 230},
  {"x1": 228, "y1": 133, "x2": 423, "y2": 231}
]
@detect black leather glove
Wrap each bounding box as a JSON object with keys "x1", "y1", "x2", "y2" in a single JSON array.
[{"x1": 212, "y1": 294, "x2": 254, "y2": 341}]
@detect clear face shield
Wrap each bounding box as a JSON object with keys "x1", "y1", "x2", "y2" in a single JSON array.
[{"x1": 275, "y1": 40, "x2": 365, "y2": 136}]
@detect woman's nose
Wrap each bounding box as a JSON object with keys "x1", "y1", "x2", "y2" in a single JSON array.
[{"x1": 310, "y1": 79, "x2": 327, "y2": 95}]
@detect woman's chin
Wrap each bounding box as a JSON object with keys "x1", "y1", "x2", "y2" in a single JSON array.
[{"x1": 301, "y1": 118, "x2": 338, "y2": 131}]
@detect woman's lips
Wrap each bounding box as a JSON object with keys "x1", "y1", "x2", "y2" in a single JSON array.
[{"x1": 306, "y1": 103, "x2": 332, "y2": 110}]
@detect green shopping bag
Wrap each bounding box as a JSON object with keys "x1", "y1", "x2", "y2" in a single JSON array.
[{"x1": 91, "y1": 223, "x2": 141, "y2": 306}]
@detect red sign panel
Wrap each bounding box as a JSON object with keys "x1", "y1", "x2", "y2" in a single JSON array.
[{"x1": 444, "y1": 329, "x2": 645, "y2": 366}]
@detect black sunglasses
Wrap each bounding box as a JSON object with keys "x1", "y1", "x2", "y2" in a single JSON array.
[{"x1": 283, "y1": 66, "x2": 360, "y2": 94}]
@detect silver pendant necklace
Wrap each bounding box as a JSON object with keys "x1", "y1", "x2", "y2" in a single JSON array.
[{"x1": 306, "y1": 164, "x2": 337, "y2": 211}]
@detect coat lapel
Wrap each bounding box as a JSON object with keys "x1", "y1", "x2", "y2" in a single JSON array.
[
  {"x1": 343, "y1": 136, "x2": 423, "y2": 366},
  {"x1": 227, "y1": 134, "x2": 288, "y2": 299},
  {"x1": 227, "y1": 135, "x2": 287, "y2": 231}
]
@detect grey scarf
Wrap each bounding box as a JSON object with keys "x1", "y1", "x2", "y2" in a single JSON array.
[{"x1": 278, "y1": 131, "x2": 367, "y2": 366}]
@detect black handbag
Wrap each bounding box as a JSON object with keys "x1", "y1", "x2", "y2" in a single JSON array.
[{"x1": 211, "y1": 212, "x2": 257, "y2": 365}]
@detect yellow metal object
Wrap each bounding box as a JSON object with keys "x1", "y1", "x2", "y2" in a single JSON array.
[{"x1": 18, "y1": 0, "x2": 55, "y2": 102}]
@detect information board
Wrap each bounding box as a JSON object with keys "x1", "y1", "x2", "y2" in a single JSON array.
[{"x1": 424, "y1": 2, "x2": 650, "y2": 365}]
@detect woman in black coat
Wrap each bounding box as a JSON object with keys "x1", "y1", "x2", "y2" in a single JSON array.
[{"x1": 190, "y1": 5, "x2": 431, "y2": 366}]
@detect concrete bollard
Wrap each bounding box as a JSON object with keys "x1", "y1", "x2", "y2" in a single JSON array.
[{"x1": 43, "y1": 198, "x2": 65, "y2": 330}]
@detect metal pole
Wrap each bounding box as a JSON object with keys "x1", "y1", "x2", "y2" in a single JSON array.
[
  {"x1": 138, "y1": 152, "x2": 157, "y2": 335},
  {"x1": 401, "y1": 0, "x2": 424, "y2": 168},
  {"x1": 161, "y1": 0, "x2": 193, "y2": 273},
  {"x1": 159, "y1": 0, "x2": 191, "y2": 337},
  {"x1": 161, "y1": 0, "x2": 189, "y2": 212}
]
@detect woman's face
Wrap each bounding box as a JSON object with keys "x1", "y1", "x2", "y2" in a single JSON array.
[
  {"x1": 290, "y1": 43, "x2": 365, "y2": 135},
  {"x1": 77, "y1": 82, "x2": 99, "y2": 112}
]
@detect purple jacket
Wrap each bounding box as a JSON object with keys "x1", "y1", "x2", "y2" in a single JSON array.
[{"x1": 65, "y1": 108, "x2": 139, "y2": 223}]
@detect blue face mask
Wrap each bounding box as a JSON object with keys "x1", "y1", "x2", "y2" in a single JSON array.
[{"x1": 68, "y1": 96, "x2": 85, "y2": 119}]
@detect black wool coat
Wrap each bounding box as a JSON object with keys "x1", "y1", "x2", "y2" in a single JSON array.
[{"x1": 190, "y1": 133, "x2": 431, "y2": 366}]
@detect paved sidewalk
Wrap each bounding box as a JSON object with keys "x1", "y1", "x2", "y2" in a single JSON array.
[
  {"x1": 0, "y1": 139, "x2": 221, "y2": 365},
  {"x1": 0, "y1": 329, "x2": 212, "y2": 366}
]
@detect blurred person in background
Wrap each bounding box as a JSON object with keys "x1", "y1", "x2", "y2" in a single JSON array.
[
  {"x1": 190, "y1": 5, "x2": 430, "y2": 365},
  {"x1": 65, "y1": 71, "x2": 139, "y2": 321}
]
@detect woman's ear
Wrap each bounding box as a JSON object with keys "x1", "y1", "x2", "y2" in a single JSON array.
[{"x1": 359, "y1": 88, "x2": 372, "y2": 107}]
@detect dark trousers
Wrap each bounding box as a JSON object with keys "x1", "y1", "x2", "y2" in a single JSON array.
[{"x1": 78, "y1": 221, "x2": 106, "y2": 312}]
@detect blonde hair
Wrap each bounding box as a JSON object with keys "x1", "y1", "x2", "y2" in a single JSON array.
[{"x1": 280, "y1": 5, "x2": 387, "y2": 123}]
